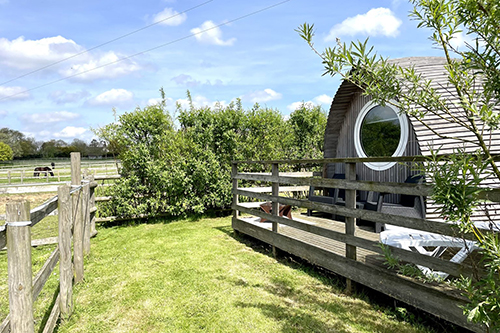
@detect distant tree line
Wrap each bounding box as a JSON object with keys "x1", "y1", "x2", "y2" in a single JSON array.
[
  {"x1": 0, "y1": 127, "x2": 108, "y2": 161},
  {"x1": 95, "y1": 91, "x2": 328, "y2": 218}
]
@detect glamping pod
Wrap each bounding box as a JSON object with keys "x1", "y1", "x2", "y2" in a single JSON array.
[{"x1": 323, "y1": 56, "x2": 500, "y2": 221}]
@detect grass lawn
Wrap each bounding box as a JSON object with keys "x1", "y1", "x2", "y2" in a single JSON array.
[{"x1": 52, "y1": 216, "x2": 435, "y2": 333}]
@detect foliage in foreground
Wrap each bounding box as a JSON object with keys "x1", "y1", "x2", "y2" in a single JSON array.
[
  {"x1": 297, "y1": 0, "x2": 500, "y2": 330},
  {"x1": 95, "y1": 91, "x2": 327, "y2": 217}
]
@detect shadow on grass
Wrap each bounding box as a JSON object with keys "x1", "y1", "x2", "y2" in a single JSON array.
[
  {"x1": 98, "y1": 209, "x2": 231, "y2": 230},
  {"x1": 98, "y1": 214, "x2": 202, "y2": 229},
  {"x1": 216, "y1": 225, "x2": 466, "y2": 333},
  {"x1": 37, "y1": 286, "x2": 60, "y2": 333}
]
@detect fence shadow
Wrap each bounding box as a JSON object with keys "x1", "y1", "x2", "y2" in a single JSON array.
[{"x1": 215, "y1": 224, "x2": 464, "y2": 333}]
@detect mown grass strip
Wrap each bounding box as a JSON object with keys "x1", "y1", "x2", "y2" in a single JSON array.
[{"x1": 55, "y1": 216, "x2": 433, "y2": 333}]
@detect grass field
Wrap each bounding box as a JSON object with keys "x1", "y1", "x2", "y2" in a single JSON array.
[
  {"x1": 0, "y1": 191, "x2": 462, "y2": 332},
  {"x1": 40, "y1": 216, "x2": 439, "y2": 333}
]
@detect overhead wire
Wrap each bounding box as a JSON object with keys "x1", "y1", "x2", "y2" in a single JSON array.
[
  {"x1": 0, "y1": 0, "x2": 214, "y2": 87},
  {"x1": 0, "y1": 0, "x2": 291, "y2": 102}
]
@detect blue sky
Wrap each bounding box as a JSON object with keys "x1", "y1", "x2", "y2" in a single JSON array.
[{"x1": 0, "y1": 0, "x2": 452, "y2": 142}]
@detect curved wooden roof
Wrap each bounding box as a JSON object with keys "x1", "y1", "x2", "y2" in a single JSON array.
[{"x1": 325, "y1": 56, "x2": 500, "y2": 158}]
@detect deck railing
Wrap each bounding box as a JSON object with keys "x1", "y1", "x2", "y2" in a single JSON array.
[{"x1": 231, "y1": 156, "x2": 500, "y2": 333}]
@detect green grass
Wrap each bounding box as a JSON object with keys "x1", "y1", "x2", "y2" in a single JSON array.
[{"x1": 53, "y1": 217, "x2": 432, "y2": 333}]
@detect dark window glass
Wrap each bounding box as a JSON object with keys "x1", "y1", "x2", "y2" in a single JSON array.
[{"x1": 360, "y1": 106, "x2": 401, "y2": 157}]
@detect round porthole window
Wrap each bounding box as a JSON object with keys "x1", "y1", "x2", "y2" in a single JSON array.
[{"x1": 354, "y1": 100, "x2": 408, "y2": 171}]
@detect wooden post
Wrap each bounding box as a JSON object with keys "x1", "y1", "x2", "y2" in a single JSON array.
[
  {"x1": 231, "y1": 163, "x2": 239, "y2": 219},
  {"x1": 71, "y1": 152, "x2": 84, "y2": 283},
  {"x1": 272, "y1": 163, "x2": 279, "y2": 257},
  {"x1": 89, "y1": 175, "x2": 97, "y2": 236},
  {"x1": 57, "y1": 170, "x2": 60, "y2": 182},
  {"x1": 71, "y1": 152, "x2": 81, "y2": 186},
  {"x1": 345, "y1": 162, "x2": 357, "y2": 293},
  {"x1": 20, "y1": 170, "x2": 23, "y2": 184},
  {"x1": 6, "y1": 200, "x2": 34, "y2": 332},
  {"x1": 7, "y1": 170, "x2": 10, "y2": 184},
  {"x1": 83, "y1": 181, "x2": 91, "y2": 255},
  {"x1": 46, "y1": 170, "x2": 49, "y2": 183},
  {"x1": 58, "y1": 185, "x2": 73, "y2": 318}
]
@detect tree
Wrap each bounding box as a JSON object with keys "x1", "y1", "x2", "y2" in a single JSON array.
[
  {"x1": 0, "y1": 128, "x2": 23, "y2": 158},
  {"x1": 19, "y1": 137, "x2": 39, "y2": 158},
  {"x1": 95, "y1": 95, "x2": 232, "y2": 217},
  {"x1": 89, "y1": 139, "x2": 107, "y2": 157},
  {"x1": 40, "y1": 139, "x2": 67, "y2": 158},
  {"x1": 288, "y1": 103, "x2": 327, "y2": 160},
  {"x1": 0, "y1": 142, "x2": 13, "y2": 161},
  {"x1": 298, "y1": 0, "x2": 499, "y2": 330}
]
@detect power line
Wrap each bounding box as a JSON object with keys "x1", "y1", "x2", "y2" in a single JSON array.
[
  {"x1": 0, "y1": 0, "x2": 214, "y2": 87},
  {"x1": 0, "y1": 0, "x2": 291, "y2": 102}
]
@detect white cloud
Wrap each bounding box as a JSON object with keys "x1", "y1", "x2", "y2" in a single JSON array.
[
  {"x1": 242, "y1": 89, "x2": 282, "y2": 103},
  {"x1": 53, "y1": 126, "x2": 88, "y2": 138},
  {"x1": 0, "y1": 36, "x2": 141, "y2": 81},
  {"x1": 87, "y1": 89, "x2": 134, "y2": 107},
  {"x1": 175, "y1": 94, "x2": 228, "y2": 109},
  {"x1": 148, "y1": 98, "x2": 164, "y2": 106},
  {"x1": 287, "y1": 101, "x2": 316, "y2": 111},
  {"x1": 0, "y1": 110, "x2": 7, "y2": 118},
  {"x1": 326, "y1": 8, "x2": 402, "y2": 40},
  {"x1": 171, "y1": 74, "x2": 224, "y2": 87},
  {"x1": 59, "y1": 51, "x2": 141, "y2": 82},
  {"x1": 49, "y1": 90, "x2": 91, "y2": 104},
  {"x1": 0, "y1": 86, "x2": 30, "y2": 101},
  {"x1": 172, "y1": 74, "x2": 201, "y2": 87},
  {"x1": 314, "y1": 94, "x2": 332, "y2": 105},
  {"x1": 191, "y1": 21, "x2": 236, "y2": 46},
  {"x1": 153, "y1": 7, "x2": 187, "y2": 26},
  {"x1": 287, "y1": 94, "x2": 332, "y2": 111},
  {"x1": 20, "y1": 111, "x2": 80, "y2": 124},
  {"x1": 0, "y1": 36, "x2": 84, "y2": 70},
  {"x1": 25, "y1": 127, "x2": 91, "y2": 141}
]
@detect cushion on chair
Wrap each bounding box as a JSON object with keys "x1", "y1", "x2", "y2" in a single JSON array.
[{"x1": 400, "y1": 175, "x2": 424, "y2": 207}]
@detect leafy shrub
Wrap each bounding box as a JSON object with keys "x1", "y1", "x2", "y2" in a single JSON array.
[
  {"x1": 96, "y1": 91, "x2": 327, "y2": 218},
  {"x1": 0, "y1": 142, "x2": 13, "y2": 161}
]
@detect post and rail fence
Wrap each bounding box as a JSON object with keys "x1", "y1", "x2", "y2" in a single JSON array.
[
  {"x1": 0, "y1": 153, "x2": 100, "y2": 333},
  {"x1": 0, "y1": 161, "x2": 119, "y2": 188}
]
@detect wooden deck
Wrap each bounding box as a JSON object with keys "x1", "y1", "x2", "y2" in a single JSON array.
[
  {"x1": 239, "y1": 213, "x2": 384, "y2": 267},
  {"x1": 232, "y1": 213, "x2": 482, "y2": 332},
  {"x1": 229, "y1": 160, "x2": 499, "y2": 332}
]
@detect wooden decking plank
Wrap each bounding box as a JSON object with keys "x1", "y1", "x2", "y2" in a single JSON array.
[{"x1": 240, "y1": 215, "x2": 384, "y2": 267}]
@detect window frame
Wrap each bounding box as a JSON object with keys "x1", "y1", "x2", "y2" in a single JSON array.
[{"x1": 353, "y1": 100, "x2": 409, "y2": 171}]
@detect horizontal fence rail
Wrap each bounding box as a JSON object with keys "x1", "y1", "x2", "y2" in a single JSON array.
[{"x1": 0, "y1": 161, "x2": 120, "y2": 187}]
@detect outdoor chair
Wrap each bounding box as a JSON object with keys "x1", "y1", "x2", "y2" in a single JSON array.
[
  {"x1": 364, "y1": 175, "x2": 425, "y2": 233},
  {"x1": 380, "y1": 222, "x2": 500, "y2": 279},
  {"x1": 259, "y1": 202, "x2": 292, "y2": 222},
  {"x1": 307, "y1": 173, "x2": 345, "y2": 218}
]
